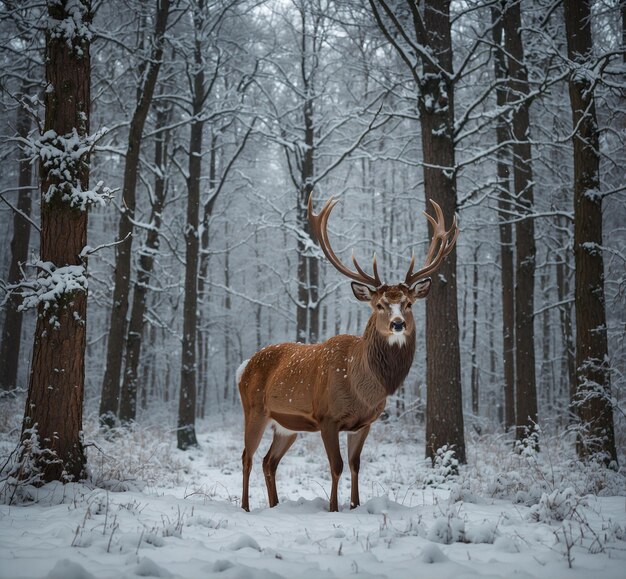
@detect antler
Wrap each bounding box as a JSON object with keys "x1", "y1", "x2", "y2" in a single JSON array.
[
  {"x1": 308, "y1": 195, "x2": 382, "y2": 288},
  {"x1": 404, "y1": 199, "x2": 459, "y2": 287}
]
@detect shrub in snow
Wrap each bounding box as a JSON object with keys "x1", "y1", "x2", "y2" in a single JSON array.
[
  {"x1": 528, "y1": 488, "x2": 585, "y2": 523},
  {"x1": 421, "y1": 543, "x2": 448, "y2": 563},
  {"x1": 426, "y1": 513, "x2": 465, "y2": 544},
  {"x1": 85, "y1": 421, "x2": 186, "y2": 491},
  {"x1": 0, "y1": 426, "x2": 69, "y2": 504},
  {"x1": 465, "y1": 520, "x2": 498, "y2": 544},
  {"x1": 420, "y1": 445, "x2": 459, "y2": 488}
]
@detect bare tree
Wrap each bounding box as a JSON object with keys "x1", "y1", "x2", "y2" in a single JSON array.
[
  {"x1": 0, "y1": 84, "x2": 34, "y2": 394},
  {"x1": 118, "y1": 98, "x2": 172, "y2": 424},
  {"x1": 564, "y1": 0, "x2": 618, "y2": 466},
  {"x1": 99, "y1": 0, "x2": 170, "y2": 428},
  {"x1": 491, "y1": 3, "x2": 515, "y2": 431},
  {"x1": 370, "y1": 0, "x2": 465, "y2": 463},
  {"x1": 502, "y1": 0, "x2": 538, "y2": 447}
]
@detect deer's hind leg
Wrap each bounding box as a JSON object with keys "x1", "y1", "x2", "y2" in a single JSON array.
[
  {"x1": 263, "y1": 426, "x2": 297, "y2": 508},
  {"x1": 241, "y1": 412, "x2": 268, "y2": 512}
]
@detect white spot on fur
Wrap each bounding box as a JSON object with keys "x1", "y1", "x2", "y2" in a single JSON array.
[
  {"x1": 271, "y1": 420, "x2": 298, "y2": 437},
  {"x1": 389, "y1": 303, "x2": 403, "y2": 320},
  {"x1": 388, "y1": 333, "x2": 407, "y2": 347},
  {"x1": 236, "y1": 359, "x2": 250, "y2": 385}
]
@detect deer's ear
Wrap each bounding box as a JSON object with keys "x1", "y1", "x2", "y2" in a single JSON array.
[
  {"x1": 409, "y1": 278, "x2": 431, "y2": 300},
  {"x1": 351, "y1": 282, "x2": 374, "y2": 302}
]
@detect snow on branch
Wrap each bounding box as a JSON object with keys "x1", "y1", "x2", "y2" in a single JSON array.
[
  {"x1": 25, "y1": 128, "x2": 111, "y2": 210},
  {"x1": 2, "y1": 260, "x2": 88, "y2": 314},
  {"x1": 46, "y1": 0, "x2": 94, "y2": 53}
]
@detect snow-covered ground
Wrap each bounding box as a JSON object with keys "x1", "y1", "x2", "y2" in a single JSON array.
[{"x1": 1, "y1": 413, "x2": 625, "y2": 579}]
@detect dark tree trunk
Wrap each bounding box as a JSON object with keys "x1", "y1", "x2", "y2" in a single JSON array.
[
  {"x1": 119, "y1": 100, "x2": 170, "y2": 423},
  {"x1": 555, "y1": 241, "x2": 576, "y2": 404},
  {"x1": 178, "y1": 0, "x2": 205, "y2": 450},
  {"x1": 99, "y1": 0, "x2": 170, "y2": 428},
  {"x1": 470, "y1": 246, "x2": 480, "y2": 416},
  {"x1": 370, "y1": 0, "x2": 465, "y2": 463},
  {"x1": 19, "y1": 0, "x2": 93, "y2": 482},
  {"x1": 491, "y1": 3, "x2": 516, "y2": 431},
  {"x1": 197, "y1": 131, "x2": 217, "y2": 399},
  {"x1": 0, "y1": 84, "x2": 33, "y2": 393},
  {"x1": 296, "y1": 102, "x2": 318, "y2": 344},
  {"x1": 418, "y1": 0, "x2": 465, "y2": 464},
  {"x1": 503, "y1": 0, "x2": 538, "y2": 447},
  {"x1": 564, "y1": 0, "x2": 617, "y2": 465}
]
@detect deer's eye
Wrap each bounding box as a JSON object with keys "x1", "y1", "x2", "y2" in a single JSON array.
[
  {"x1": 376, "y1": 304, "x2": 384, "y2": 311},
  {"x1": 406, "y1": 302, "x2": 412, "y2": 309}
]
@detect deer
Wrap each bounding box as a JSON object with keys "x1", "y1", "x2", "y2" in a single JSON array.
[{"x1": 237, "y1": 195, "x2": 459, "y2": 512}]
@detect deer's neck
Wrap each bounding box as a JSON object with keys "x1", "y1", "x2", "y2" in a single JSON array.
[{"x1": 361, "y1": 317, "x2": 416, "y2": 396}]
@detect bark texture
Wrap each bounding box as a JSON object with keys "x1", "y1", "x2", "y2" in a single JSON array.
[
  {"x1": 178, "y1": 0, "x2": 204, "y2": 450},
  {"x1": 19, "y1": 0, "x2": 92, "y2": 482},
  {"x1": 564, "y1": 0, "x2": 617, "y2": 465},
  {"x1": 370, "y1": 0, "x2": 465, "y2": 463},
  {"x1": 418, "y1": 0, "x2": 466, "y2": 464}
]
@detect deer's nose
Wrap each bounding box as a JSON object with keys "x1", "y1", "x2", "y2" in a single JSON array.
[{"x1": 391, "y1": 320, "x2": 406, "y2": 332}]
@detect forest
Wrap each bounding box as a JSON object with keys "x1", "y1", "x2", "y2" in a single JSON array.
[{"x1": 0, "y1": 1, "x2": 625, "y2": 578}]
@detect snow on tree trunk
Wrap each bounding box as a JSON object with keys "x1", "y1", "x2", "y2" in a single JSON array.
[
  {"x1": 564, "y1": 0, "x2": 618, "y2": 466},
  {"x1": 19, "y1": 0, "x2": 96, "y2": 483}
]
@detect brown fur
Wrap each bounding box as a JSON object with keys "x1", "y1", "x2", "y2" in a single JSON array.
[{"x1": 239, "y1": 283, "x2": 426, "y2": 512}]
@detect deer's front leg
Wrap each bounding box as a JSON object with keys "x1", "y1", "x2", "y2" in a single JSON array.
[
  {"x1": 347, "y1": 425, "x2": 370, "y2": 509},
  {"x1": 320, "y1": 422, "x2": 343, "y2": 512}
]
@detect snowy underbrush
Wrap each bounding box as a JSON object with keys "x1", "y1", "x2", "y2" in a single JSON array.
[
  {"x1": 464, "y1": 427, "x2": 624, "y2": 502},
  {"x1": 84, "y1": 420, "x2": 188, "y2": 492},
  {"x1": 0, "y1": 414, "x2": 625, "y2": 578}
]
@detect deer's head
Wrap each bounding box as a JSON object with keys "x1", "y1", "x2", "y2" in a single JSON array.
[{"x1": 308, "y1": 196, "x2": 459, "y2": 346}]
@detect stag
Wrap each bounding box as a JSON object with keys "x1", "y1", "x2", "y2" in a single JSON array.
[{"x1": 238, "y1": 196, "x2": 458, "y2": 512}]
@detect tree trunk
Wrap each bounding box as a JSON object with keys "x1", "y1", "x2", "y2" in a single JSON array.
[
  {"x1": 178, "y1": 0, "x2": 205, "y2": 450},
  {"x1": 370, "y1": 0, "x2": 465, "y2": 462},
  {"x1": 19, "y1": 0, "x2": 93, "y2": 482},
  {"x1": 418, "y1": 0, "x2": 466, "y2": 464},
  {"x1": 0, "y1": 83, "x2": 33, "y2": 393},
  {"x1": 119, "y1": 100, "x2": 170, "y2": 423},
  {"x1": 491, "y1": 3, "x2": 516, "y2": 431},
  {"x1": 296, "y1": 96, "x2": 318, "y2": 344},
  {"x1": 564, "y1": 0, "x2": 617, "y2": 465},
  {"x1": 503, "y1": 0, "x2": 538, "y2": 447},
  {"x1": 99, "y1": 0, "x2": 170, "y2": 428},
  {"x1": 555, "y1": 240, "x2": 576, "y2": 404},
  {"x1": 470, "y1": 246, "x2": 480, "y2": 416}
]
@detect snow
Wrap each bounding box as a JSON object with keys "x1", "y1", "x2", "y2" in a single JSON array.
[
  {"x1": 46, "y1": 0, "x2": 94, "y2": 51},
  {"x1": 12, "y1": 260, "x2": 87, "y2": 313},
  {"x1": 1, "y1": 418, "x2": 625, "y2": 579},
  {"x1": 25, "y1": 128, "x2": 111, "y2": 210}
]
